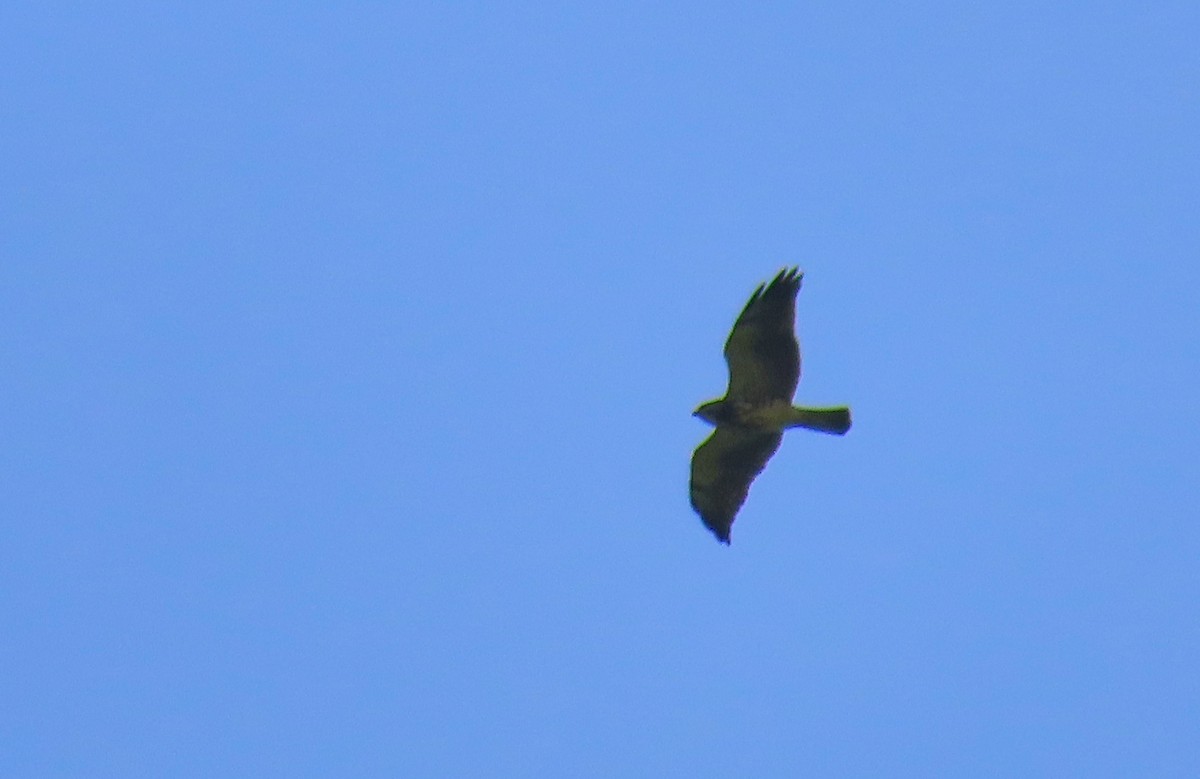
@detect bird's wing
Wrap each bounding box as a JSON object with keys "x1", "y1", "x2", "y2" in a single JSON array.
[
  {"x1": 723, "y1": 267, "x2": 803, "y2": 404},
  {"x1": 689, "y1": 426, "x2": 783, "y2": 543}
]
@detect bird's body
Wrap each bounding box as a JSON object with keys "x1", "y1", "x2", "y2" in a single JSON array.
[
  {"x1": 695, "y1": 397, "x2": 850, "y2": 433},
  {"x1": 689, "y1": 268, "x2": 851, "y2": 544}
]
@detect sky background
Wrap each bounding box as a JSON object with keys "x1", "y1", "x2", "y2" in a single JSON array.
[{"x1": 3, "y1": 3, "x2": 1198, "y2": 776}]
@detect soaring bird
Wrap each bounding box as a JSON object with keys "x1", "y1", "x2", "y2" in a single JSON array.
[{"x1": 689, "y1": 268, "x2": 851, "y2": 544}]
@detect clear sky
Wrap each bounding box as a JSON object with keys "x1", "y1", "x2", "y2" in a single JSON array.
[{"x1": 3, "y1": 3, "x2": 1198, "y2": 776}]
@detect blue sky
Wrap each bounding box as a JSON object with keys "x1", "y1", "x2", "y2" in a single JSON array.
[{"x1": 3, "y1": 3, "x2": 1198, "y2": 776}]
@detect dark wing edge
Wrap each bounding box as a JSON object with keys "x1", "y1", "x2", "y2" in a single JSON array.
[
  {"x1": 689, "y1": 426, "x2": 784, "y2": 544},
  {"x1": 722, "y1": 267, "x2": 803, "y2": 404}
]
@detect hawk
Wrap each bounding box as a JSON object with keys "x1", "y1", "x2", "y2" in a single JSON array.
[{"x1": 690, "y1": 268, "x2": 851, "y2": 544}]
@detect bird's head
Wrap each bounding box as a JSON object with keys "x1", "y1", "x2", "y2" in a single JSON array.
[{"x1": 692, "y1": 399, "x2": 727, "y2": 426}]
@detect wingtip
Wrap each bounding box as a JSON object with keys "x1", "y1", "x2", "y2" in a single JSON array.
[{"x1": 770, "y1": 266, "x2": 804, "y2": 292}]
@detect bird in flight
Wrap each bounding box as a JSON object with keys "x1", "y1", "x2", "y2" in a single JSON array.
[{"x1": 690, "y1": 268, "x2": 851, "y2": 544}]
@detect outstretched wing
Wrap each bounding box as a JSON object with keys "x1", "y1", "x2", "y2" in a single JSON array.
[
  {"x1": 689, "y1": 426, "x2": 784, "y2": 544},
  {"x1": 723, "y1": 267, "x2": 803, "y2": 404}
]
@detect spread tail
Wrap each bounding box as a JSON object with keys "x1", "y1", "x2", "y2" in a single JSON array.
[{"x1": 787, "y1": 406, "x2": 852, "y2": 435}]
